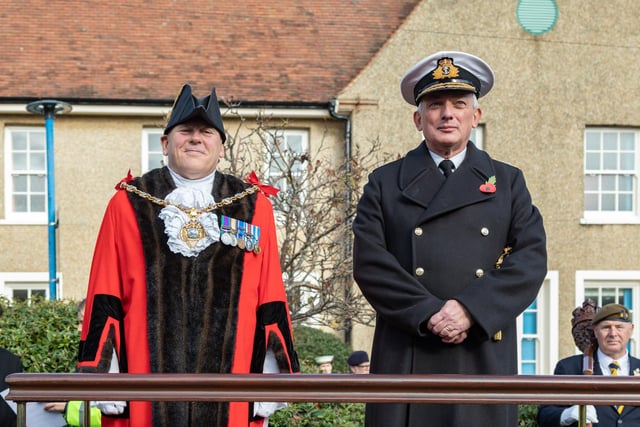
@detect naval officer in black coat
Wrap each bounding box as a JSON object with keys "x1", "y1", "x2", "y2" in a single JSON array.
[{"x1": 353, "y1": 50, "x2": 547, "y2": 427}]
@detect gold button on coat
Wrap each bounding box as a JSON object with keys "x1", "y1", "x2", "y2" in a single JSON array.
[
  {"x1": 481, "y1": 227, "x2": 489, "y2": 236},
  {"x1": 475, "y1": 269, "x2": 484, "y2": 278},
  {"x1": 414, "y1": 227, "x2": 423, "y2": 236},
  {"x1": 416, "y1": 267, "x2": 424, "y2": 276}
]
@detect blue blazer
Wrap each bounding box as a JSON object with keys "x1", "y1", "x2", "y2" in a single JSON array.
[{"x1": 538, "y1": 353, "x2": 640, "y2": 427}]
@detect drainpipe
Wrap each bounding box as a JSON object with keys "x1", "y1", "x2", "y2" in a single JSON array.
[
  {"x1": 26, "y1": 100, "x2": 72, "y2": 300},
  {"x1": 328, "y1": 98, "x2": 353, "y2": 345}
]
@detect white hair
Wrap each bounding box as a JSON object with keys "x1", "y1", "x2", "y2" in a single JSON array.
[{"x1": 416, "y1": 93, "x2": 479, "y2": 112}]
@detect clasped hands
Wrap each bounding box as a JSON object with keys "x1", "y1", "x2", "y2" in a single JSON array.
[{"x1": 426, "y1": 300, "x2": 473, "y2": 344}]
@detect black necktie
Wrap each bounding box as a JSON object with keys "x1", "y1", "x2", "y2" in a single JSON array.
[{"x1": 439, "y1": 159, "x2": 455, "y2": 177}]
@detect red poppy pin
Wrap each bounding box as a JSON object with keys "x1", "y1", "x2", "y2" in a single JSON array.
[{"x1": 479, "y1": 176, "x2": 496, "y2": 193}]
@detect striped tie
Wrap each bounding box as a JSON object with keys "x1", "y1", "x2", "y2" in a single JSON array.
[{"x1": 609, "y1": 362, "x2": 624, "y2": 414}]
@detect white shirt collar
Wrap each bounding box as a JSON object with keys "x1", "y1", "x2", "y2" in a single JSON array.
[
  {"x1": 167, "y1": 167, "x2": 216, "y2": 194},
  {"x1": 598, "y1": 348, "x2": 630, "y2": 376},
  {"x1": 429, "y1": 147, "x2": 467, "y2": 173}
]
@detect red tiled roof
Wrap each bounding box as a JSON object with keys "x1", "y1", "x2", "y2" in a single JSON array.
[{"x1": 1, "y1": 1, "x2": 420, "y2": 104}]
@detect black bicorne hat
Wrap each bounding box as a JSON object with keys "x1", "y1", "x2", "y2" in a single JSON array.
[{"x1": 164, "y1": 84, "x2": 226, "y2": 143}]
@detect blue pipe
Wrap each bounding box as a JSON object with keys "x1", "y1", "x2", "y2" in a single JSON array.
[
  {"x1": 44, "y1": 109, "x2": 58, "y2": 300},
  {"x1": 26, "y1": 100, "x2": 71, "y2": 301}
]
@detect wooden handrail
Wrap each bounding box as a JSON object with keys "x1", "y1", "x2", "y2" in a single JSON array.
[{"x1": 6, "y1": 372, "x2": 640, "y2": 405}]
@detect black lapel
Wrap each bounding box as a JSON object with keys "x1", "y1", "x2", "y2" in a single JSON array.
[{"x1": 399, "y1": 142, "x2": 497, "y2": 223}]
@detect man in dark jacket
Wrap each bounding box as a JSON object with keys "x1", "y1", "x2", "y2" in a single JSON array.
[
  {"x1": 538, "y1": 303, "x2": 640, "y2": 426},
  {"x1": 0, "y1": 306, "x2": 23, "y2": 427},
  {"x1": 353, "y1": 50, "x2": 547, "y2": 427}
]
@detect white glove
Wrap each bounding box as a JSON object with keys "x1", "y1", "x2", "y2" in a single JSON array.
[
  {"x1": 254, "y1": 401, "x2": 287, "y2": 418},
  {"x1": 96, "y1": 400, "x2": 126, "y2": 415},
  {"x1": 560, "y1": 405, "x2": 598, "y2": 425}
]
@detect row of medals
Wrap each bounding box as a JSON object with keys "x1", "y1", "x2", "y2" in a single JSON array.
[
  {"x1": 179, "y1": 211, "x2": 261, "y2": 253},
  {"x1": 220, "y1": 215, "x2": 261, "y2": 254}
]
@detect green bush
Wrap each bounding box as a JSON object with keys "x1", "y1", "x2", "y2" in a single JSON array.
[
  {"x1": 518, "y1": 404, "x2": 538, "y2": 426},
  {"x1": 0, "y1": 297, "x2": 79, "y2": 373},
  {"x1": 269, "y1": 325, "x2": 365, "y2": 426}
]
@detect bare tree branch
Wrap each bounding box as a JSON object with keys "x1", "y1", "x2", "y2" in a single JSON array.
[{"x1": 219, "y1": 105, "x2": 394, "y2": 335}]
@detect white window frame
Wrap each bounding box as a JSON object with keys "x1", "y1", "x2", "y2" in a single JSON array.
[
  {"x1": 517, "y1": 271, "x2": 559, "y2": 375},
  {"x1": 263, "y1": 129, "x2": 309, "y2": 192},
  {"x1": 0, "y1": 272, "x2": 59, "y2": 301},
  {"x1": 142, "y1": 128, "x2": 166, "y2": 173},
  {"x1": 582, "y1": 127, "x2": 640, "y2": 224},
  {"x1": 470, "y1": 125, "x2": 483, "y2": 150},
  {"x1": 576, "y1": 270, "x2": 640, "y2": 356},
  {"x1": 2, "y1": 126, "x2": 48, "y2": 224}
]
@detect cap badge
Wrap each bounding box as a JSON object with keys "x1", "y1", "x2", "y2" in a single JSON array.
[{"x1": 432, "y1": 58, "x2": 460, "y2": 80}]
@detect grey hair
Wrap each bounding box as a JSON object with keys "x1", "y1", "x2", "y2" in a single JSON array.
[{"x1": 417, "y1": 94, "x2": 479, "y2": 112}]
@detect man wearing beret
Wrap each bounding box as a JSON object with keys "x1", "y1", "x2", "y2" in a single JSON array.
[
  {"x1": 538, "y1": 303, "x2": 640, "y2": 426},
  {"x1": 347, "y1": 351, "x2": 370, "y2": 374},
  {"x1": 353, "y1": 51, "x2": 547, "y2": 426},
  {"x1": 78, "y1": 84, "x2": 299, "y2": 427}
]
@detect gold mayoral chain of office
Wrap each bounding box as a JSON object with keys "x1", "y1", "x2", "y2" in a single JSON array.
[{"x1": 120, "y1": 181, "x2": 259, "y2": 249}]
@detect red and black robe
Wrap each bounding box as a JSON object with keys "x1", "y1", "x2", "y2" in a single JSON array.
[{"x1": 78, "y1": 168, "x2": 299, "y2": 427}]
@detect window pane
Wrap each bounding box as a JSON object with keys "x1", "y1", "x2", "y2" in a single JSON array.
[
  {"x1": 622, "y1": 289, "x2": 633, "y2": 308},
  {"x1": 32, "y1": 289, "x2": 46, "y2": 299},
  {"x1": 12, "y1": 153, "x2": 27, "y2": 170},
  {"x1": 584, "y1": 175, "x2": 598, "y2": 191},
  {"x1": 603, "y1": 153, "x2": 617, "y2": 170},
  {"x1": 30, "y1": 152, "x2": 46, "y2": 171},
  {"x1": 13, "y1": 289, "x2": 28, "y2": 301},
  {"x1": 584, "y1": 193, "x2": 598, "y2": 210},
  {"x1": 601, "y1": 175, "x2": 616, "y2": 191},
  {"x1": 620, "y1": 153, "x2": 635, "y2": 170},
  {"x1": 31, "y1": 175, "x2": 46, "y2": 192},
  {"x1": 147, "y1": 133, "x2": 162, "y2": 151},
  {"x1": 12, "y1": 131, "x2": 27, "y2": 150},
  {"x1": 585, "y1": 153, "x2": 600, "y2": 170},
  {"x1": 13, "y1": 175, "x2": 27, "y2": 192},
  {"x1": 618, "y1": 194, "x2": 633, "y2": 211},
  {"x1": 585, "y1": 132, "x2": 600, "y2": 150},
  {"x1": 148, "y1": 153, "x2": 166, "y2": 169},
  {"x1": 603, "y1": 132, "x2": 617, "y2": 150},
  {"x1": 30, "y1": 132, "x2": 45, "y2": 150},
  {"x1": 585, "y1": 288, "x2": 598, "y2": 302},
  {"x1": 602, "y1": 289, "x2": 617, "y2": 305},
  {"x1": 31, "y1": 194, "x2": 46, "y2": 212},
  {"x1": 620, "y1": 132, "x2": 635, "y2": 150},
  {"x1": 601, "y1": 194, "x2": 615, "y2": 210},
  {"x1": 521, "y1": 338, "x2": 536, "y2": 360},
  {"x1": 286, "y1": 135, "x2": 303, "y2": 152},
  {"x1": 521, "y1": 363, "x2": 536, "y2": 375},
  {"x1": 523, "y1": 312, "x2": 537, "y2": 334},
  {"x1": 619, "y1": 175, "x2": 633, "y2": 191},
  {"x1": 13, "y1": 195, "x2": 27, "y2": 212}
]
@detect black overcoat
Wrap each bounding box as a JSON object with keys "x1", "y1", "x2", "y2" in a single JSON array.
[
  {"x1": 538, "y1": 353, "x2": 640, "y2": 426},
  {"x1": 353, "y1": 142, "x2": 547, "y2": 427},
  {"x1": 0, "y1": 347, "x2": 22, "y2": 427}
]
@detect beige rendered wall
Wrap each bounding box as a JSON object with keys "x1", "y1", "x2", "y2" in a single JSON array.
[{"x1": 338, "y1": 0, "x2": 640, "y2": 359}]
